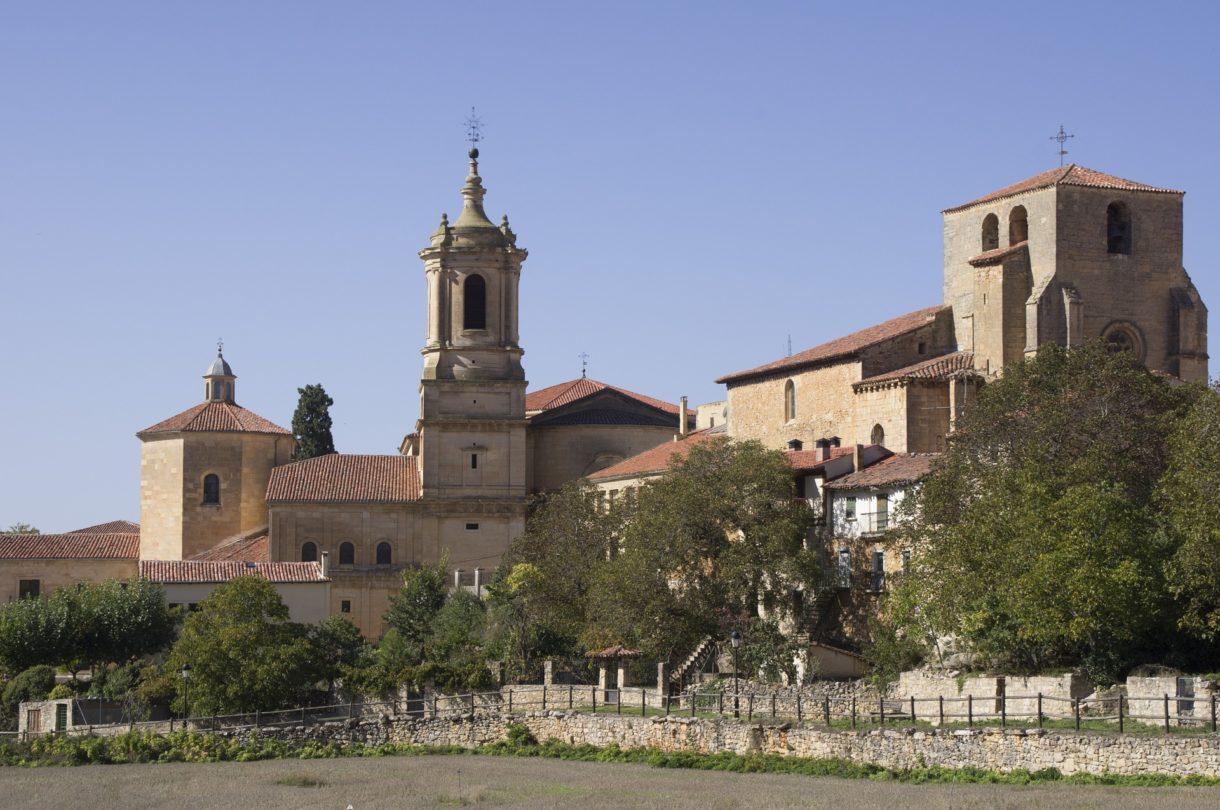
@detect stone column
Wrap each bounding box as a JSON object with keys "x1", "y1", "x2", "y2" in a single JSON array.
[
  {"x1": 543, "y1": 660, "x2": 554, "y2": 686},
  {"x1": 618, "y1": 663, "x2": 629, "y2": 689},
  {"x1": 657, "y1": 662, "x2": 670, "y2": 692},
  {"x1": 598, "y1": 665, "x2": 609, "y2": 691}
]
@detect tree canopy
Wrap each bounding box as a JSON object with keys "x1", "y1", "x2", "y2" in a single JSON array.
[
  {"x1": 887, "y1": 341, "x2": 1203, "y2": 681},
  {"x1": 291, "y1": 383, "x2": 336, "y2": 461}
]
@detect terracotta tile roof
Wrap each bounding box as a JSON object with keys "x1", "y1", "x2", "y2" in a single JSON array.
[
  {"x1": 785, "y1": 446, "x2": 856, "y2": 473},
  {"x1": 968, "y1": 240, "x2": 1028, "y2": 267},
  {"x1": 139, "y1": 401, "x2": 290, "y2": 436},
  {"x1": 0, "y1": 533, "x2": 139, "y2": 560},
  {"x1": 824, "y1": 453, "x2": 939, "y2": 490},
  {"x1": 189, "y1": 530, "x2": 270, "y2": 562},
  {"x1": 139, "y1": 560, "x2": 327, "y2": 584},
  {"x1": 944, "y1": 165, "x2": 1183, "y2": 213},
  {"x1": 526, "y1": 378, "x2": 680, "y2": 415},
  {"x1": 587, "y1": 430, "x2": 720, "y2": 481},
  {"x1": 716, "y1": 306, "x2": 946, "y2": 385},
  {"x1": 69, "y1": 520, "x2": 140, "y2": 534},
  {"x1": 854, "y1": 351, "x2": 977, "y2": 388},
  {"x1": 266, "y1": 454, "x2": 421, "y2": 503}
]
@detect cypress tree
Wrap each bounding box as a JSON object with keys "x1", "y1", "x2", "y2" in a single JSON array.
[{"x1": 291, "y1": 383, "x2": 336, "y2": 461}]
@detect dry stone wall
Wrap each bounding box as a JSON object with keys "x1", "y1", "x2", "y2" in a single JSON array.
[{"x1": 207, "y1": 710, "x2": 1220, "y2": 779}]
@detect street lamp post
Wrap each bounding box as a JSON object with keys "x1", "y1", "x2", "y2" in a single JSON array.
[
  {"x1": 729, "y1": 630, "x2": 741, "y2": 719},
  {"x1": 179, "y1": 663, "x2": 192, "y2": 725}
]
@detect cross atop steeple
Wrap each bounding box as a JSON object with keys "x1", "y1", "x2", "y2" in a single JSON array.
[
  {"x1": 216, "y1": 337, "x2": 224, "y2": 356},
  {"x1": 1050, "y1": 125, "x2": 1075, "y2": 167}
]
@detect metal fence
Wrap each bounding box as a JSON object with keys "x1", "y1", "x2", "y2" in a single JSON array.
[{"x1": 8, "y1": 685, "x2": 1220, "y2": 741}]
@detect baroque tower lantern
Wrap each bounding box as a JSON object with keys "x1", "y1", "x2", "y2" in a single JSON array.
[{"x1": 414, "y1": 149, "x2": 529, "y2": 563}]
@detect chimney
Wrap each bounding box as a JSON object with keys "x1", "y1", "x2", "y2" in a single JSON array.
[
  {"x1": 787, "y1": 439, "x2": 803, "y2": 451},
  {"x1": 320, "y1": 550, "x2": 330, "y2": 578},
  {"x1": 678, "y1": 396, "x2": 689, "y2": 438},
  {"x1": 814, "y1": 438, "x2": 831, "y2": 462},
  {"x1": 852, "y1": 443, "x2": 864, "y2": 472}
]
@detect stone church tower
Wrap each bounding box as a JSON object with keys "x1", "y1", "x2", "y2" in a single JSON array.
[
  {"x1": 137, "y1": 350, "x2": 294, "y2": 561},
  {"x1": 414, "y1": 148, "x2": 529, "y2": 567}
]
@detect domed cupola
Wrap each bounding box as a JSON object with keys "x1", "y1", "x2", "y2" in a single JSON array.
[{"x1": 204, "y1": 344, "x2": 236, "y2": 403}]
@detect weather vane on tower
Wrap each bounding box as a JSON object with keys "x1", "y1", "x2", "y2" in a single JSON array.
[
  {"x1": 216, "y1": 337, "x2": 224, "y2": 356},
  {"x1": 579, "y1": 352, "x2": 590, "y2": 379},
  {"x1": 464, "y1": 107, "x2": 483, "y2": 152},
  {"x1": 1050, "y1": 125, "x2": 1075, "y2": 167}
]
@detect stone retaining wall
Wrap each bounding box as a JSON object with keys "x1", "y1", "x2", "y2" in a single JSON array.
[{"x1": 214, "y1": 710, "x2": 1220, "y2": 779}]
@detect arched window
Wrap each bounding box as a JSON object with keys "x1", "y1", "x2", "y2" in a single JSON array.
[
  {"x1": 1009, "y1": 206, "x2": 1028, "y2": 245},
  {"x1": 339, "y1": 542, "x2": 355, "y2": 566},
  {"x1": 784, "y1": 379, "x2": 796, "y2": 422},
  {"x1": 981, "y1": 213, "x2": 999, "y2": 251},
  {"x1": 202, "y1": 474, "x2": 220, "y2": 504},
  {"x1": 1107, "y1": 202, "x2": 1131, "y2": 254},
  {"x1": 301, "y1": 542, "x2": 317, "y2": 562},
  {"x1": 871, "y1": 423, "x2": 885, "y2": 446},
  {"x1": 1103, "y1": 321, "x2": 1146, "y2": 362},
  {"x1": 376, "y1": 542, "x2": 392, "y2": 566},
  {"x1": 463, "y1": 274, "x2": 487, "y2": 330}
]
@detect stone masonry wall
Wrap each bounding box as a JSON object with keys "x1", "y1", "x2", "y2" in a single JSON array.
[{"x1": 209, "y1": 711, "x2": 1220, "y2": 779}]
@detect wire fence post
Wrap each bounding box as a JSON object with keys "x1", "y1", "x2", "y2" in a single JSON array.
[
  {"x1": 1212, "y1": 693, "x2": 1217, "y2": 733},
  {"x1": 1118, "y1": 693, "x2": 1124, "y2": 734},
  {"x1": 664, "y1": 693, "x2": 670, "y2": 716},
  {"x1": 1037, "y1": 693, "x2": 1043, "y2": 730},
  {"x1": 823, "y1": 695, "x2": 831, "y2": 728},
  {"x1": 967, "y1": 694, "x2": 973, "y2": 728},
  {"x1": 771, "y1": 692, "x2": 776, "y2": 719},
  {"x1": 879, "y1": 695, "x2": 885, "y2": 726},
  {"x1": 747, "y1": 694, "x2": 754, "y2": 722},
  {"x1": 591, "y1": 685, "x2": 596, "y2": 713},
  {"x1": 618, "y1": 690, "x2": 623, "y2": 716},
  {"x1": 542, "y1": 684, "x2": 547, "y2": 713},
  {"x1": 642, "y1": 689, "x2": 647, "y2": 717},
  {"x1": 1164, "y1": 693, "x2": 1171, "y2": 734},
  {"x1": 691, "y1": 692, "x2": 696, "y2": 718},
  {"x1": 569, "y1": 685, "x2": 573, "y2": 710},
  {"x1": 718, "y1": 690, "x2": 723, "y2": 716},
  {"x1": 1074, "y1": 698, "x2": 1081, "y2": 732},
  {"x1": 507, "y1": 689, "x2": 513, "y2": 714},
  {"x1": 938, "y1": 695, "x2": 944, "y2": 726},
  {"x1": 909, "y1": 696, "x2": 915, "y2": 724},
  {"x1": 851, "y1": 697, "x2": 856, "y2": 729},
  {"x1": 1000, "y1": 691, "x2": 1006, "y2": 728},
  {"x1": 795, "y1": 693, "x2": 802, "y2": 723},
  {"x1": 470, "y1": 692, "x2": 476, "y2": 715}
]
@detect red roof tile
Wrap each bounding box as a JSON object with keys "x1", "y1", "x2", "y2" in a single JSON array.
[
  {"x1": 784, "y1": 446, "x2": 855, "y2": 473},
  {"x1": 854, "y1": 351, "x2": 976, "y2": 388},
  {"x1": 824, "y1": 453, "x2": 939, "y2": 489},
  {"x1": 587, "y1": 430, "x2": 720, "y2": 481},
  {"x1": 968, "y1": 240, "x2": 1028, "y2": 267},
  {"x1": 69, "y1": 520, "x2": 140, "y2": 534},
  {"x1": 139, "y1": 401, "x2": 290, "y2": 436},
  {"x1": 190, "y1": 530, "x2": 270, "y2": 562},
  {"x1": 944, "y1": 165, "x2": 1182, "y2": 213},
  {"x1": 0, "y1": 533, "x2": 139, "y2": 560},
  {"x1": 526, "y1": 378, "x2": 680, "y2": 415},
  {"x1": 266, "y1": 454, "x2": 421, "y2": 503},
  {"x1": 716, "y1": 306, "x2": 946, "y2": 385},
  {"x1": 139, "y1": 560, "x2": 327, "y2": 583}
]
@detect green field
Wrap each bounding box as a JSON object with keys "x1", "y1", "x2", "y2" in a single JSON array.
[{"x1": 5, "y1": 754, "x2": 1220, "y2": 809}]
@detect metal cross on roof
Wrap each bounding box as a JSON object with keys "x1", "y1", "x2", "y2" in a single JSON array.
[
  {"x1": 464, "y1": 107, "x2": 483, "y2": 148},
  {"x1": 578, "y1": 352, "x2": 590, "y2": 378},
  {"x1": 216, "y1": 337, "x2": 224, "y2": 355},
  {"x1": 1050, "y1": 125, "x2": 1075, "y2": 167}
]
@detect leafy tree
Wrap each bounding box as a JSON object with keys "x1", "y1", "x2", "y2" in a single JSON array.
[
  {"x1": 0, "y1": 665, "x2": 55, "y2": 730},
  {"x1": 1162, "y1": 386, "x2": 1220, "y2": 640},
  {"x1": 891, "y1": 341, "x2": 1195, "y2": 681},
  {"x1": 584, "y1": 438, "x2": 817, "y2": 664},
  {"x1": 2, "y1": 523, "x2": 38, "y2": 534},
  {"x1": 167, "y1": 577, "x2": 315, "y2": 714},
  {"x1": 383, "y1": 561, "x2": 448, "y2": 665},
  {"x1": 0, "y1": 579, "x2": 173, "y2": 676},
  {"x1": 291, "y1": 383, "x2": 336, "y2": 461},
  {"x1": 417, "y1": 591, "x2": 495, "y2": 692},
  {"x1": 308, "y1": 615, "x2": 369, "y2": 693}
]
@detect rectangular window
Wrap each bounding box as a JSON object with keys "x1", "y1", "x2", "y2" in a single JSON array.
[
  {"x1": 845, "y1": 496, "x2": 856, "y2": 521},
  {"x1": 341, "y1": 600, "x2": 351, "y2": 614},
  {"x1": 465, "y1": 522, "x2": 479, "y2": 531},
  {"x1": 871, "y1": 551, "x2": 885, "y2": 592},
  {"x1": 471, "y1": 454, "x2": 478, "y2": 470},
  {"x1": 18, "y1": 580, "x2": 40, "y2": 599},
  {"x1": 876, "y1": 493, "x2": 889, "y2": 531}
]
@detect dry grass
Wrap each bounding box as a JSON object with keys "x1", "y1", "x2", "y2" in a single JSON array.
[{"x1": 4, "y1": 754, "x2": 1220, "y2": 809}]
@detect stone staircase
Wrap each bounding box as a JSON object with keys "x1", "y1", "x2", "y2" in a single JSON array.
[{"x1": 671, "y1": 635, "x2": 716, "y2": 685}]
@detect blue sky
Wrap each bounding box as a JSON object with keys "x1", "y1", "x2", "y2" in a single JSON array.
[{"x1": 3, "y1": 1, "x2": 1218, "y2": 531}]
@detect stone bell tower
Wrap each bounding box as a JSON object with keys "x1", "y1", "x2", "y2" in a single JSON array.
[{"x1": 414, "y1": 148, "x2": 528, "y2": 569}]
